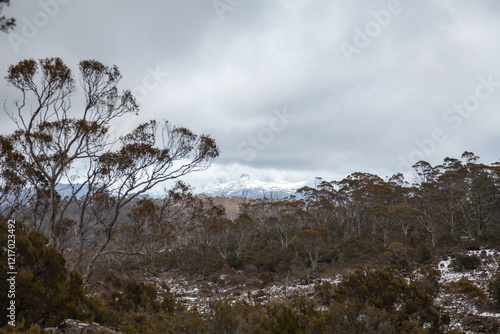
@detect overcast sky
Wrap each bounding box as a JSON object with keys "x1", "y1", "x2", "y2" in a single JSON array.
[{"x1": 1, "y1": 0, "x2": 499, "y2": 191}]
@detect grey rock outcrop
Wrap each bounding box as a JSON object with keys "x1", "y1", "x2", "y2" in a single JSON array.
[{"x1": 44, "y1": 319, "x2": 121, "y2": 334}]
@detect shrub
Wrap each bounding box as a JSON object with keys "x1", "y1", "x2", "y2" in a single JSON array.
[
  {"x1": 489, "y1": 273, "x2": 500, "y2": 309},
  {"x1": 465, "y1": 241, "x2": 481, "y2": 251},
  {"x1": 314, "y1": 280, "x2": 335, "y2": 306},
  {"x1": 416, "y1": 243, "x2": 432, "y2": 264},
  {"x1": 383, "y1": 242, "x2": 409, "y2": 271},
  {"x1": 452, "y1": 254, "x2": 481, "y2": 270},
  {"x1": 0, "y1": 219, "x2": 88, "y2": 329},
  {"x1": 447, "y1": 279, "x2": 487, "y2": 304},
  {"x1": 332, "y1": 267, "x2": 443, "y2": 332}
]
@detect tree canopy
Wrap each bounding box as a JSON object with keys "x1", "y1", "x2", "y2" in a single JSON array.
[{"x1": 1, "y1": 57, "x2": 219, "y2": 278}]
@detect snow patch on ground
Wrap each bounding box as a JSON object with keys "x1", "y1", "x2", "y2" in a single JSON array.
[
  {"x1": 144, "y1": 249, "x2": 499, "y2": 330},
  {"x1": 437, "y1": 249, "x2": 499, "y2": 288},
  {"x1": 435, "y1": 249, "x2": 500, "y2": 332},
  {"x1": 146, "y1": 274, "x2": 342, "y2": 313}
]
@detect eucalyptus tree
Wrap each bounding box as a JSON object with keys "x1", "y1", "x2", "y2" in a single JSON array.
[{"x1": 2, "y1": 58, "x2": 219, "y2": 277}]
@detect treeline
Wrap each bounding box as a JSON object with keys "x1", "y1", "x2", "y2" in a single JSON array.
[
  {"x1": 2, "y1": 152, "x2": 500, "y2": 278},
  {"x1": 93, "y1": 152, "x2": 500, "y2": 278}
]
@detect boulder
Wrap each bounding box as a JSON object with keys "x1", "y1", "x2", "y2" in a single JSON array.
[{"x1": 44, "y1": 319, "x2": 121, "y2": 334}]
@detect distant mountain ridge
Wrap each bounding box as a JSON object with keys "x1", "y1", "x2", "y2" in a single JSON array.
[{"x1": 203, "y1": 174, "x2": 307, "y2": 199}]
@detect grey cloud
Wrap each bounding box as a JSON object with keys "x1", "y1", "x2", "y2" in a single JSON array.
[{"x1": 1, "y1": 0, "x2": 499, "y2": 190}]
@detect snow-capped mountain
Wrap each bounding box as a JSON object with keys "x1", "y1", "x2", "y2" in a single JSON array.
[{"x1": 203, "y1": 174, "x2": 307, "y2": 199}]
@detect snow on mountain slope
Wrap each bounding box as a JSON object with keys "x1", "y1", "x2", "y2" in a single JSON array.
[{"x1": 203, "y1": 174, "x2": 307, "y2": 199}]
